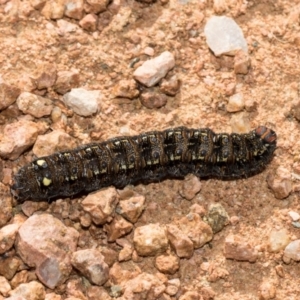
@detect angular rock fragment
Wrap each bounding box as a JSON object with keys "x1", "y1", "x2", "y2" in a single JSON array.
[
  {"x1": 63, "y1": 87, "x2": 100, "y2": 116},
  {"x1": 53, "y1": 70, "x2": 80, "y2": 94},
  {"x1": 204, "y1": 16, "x2": 248, "y2": 56},
  {"x1": 104, "y1": 215, "x2": 133, "y2": 242},
  {"x1": 116, "y1": 194, "x2": 145, "y2": 223},
  {"x1": 224, "y1": 234, "x2": 258, "y2": 262},
  {"x1": 71, "y1": 249, "x2": 109, "y2": 286},
  {"x1": 0, "y1": 83, "x2": 21, "y2": 110},
  {"x1": 81, "y1": 187, "x2": 119, "y2": 225},
  {"x1": 0, "y1": 120, "x2": 48, "y2": 160},
  {"x1": 133, "y1": 223, "x2": 168, "y2": 256},
  {"x1": 16, "y1": 92, "x2": 53, "y2": 118},
  {"x1": 133, "y1": 51, "x2": 175, "y2": 87},
  {"x1": 155, "y1": 253, "x2": 179, "y2": 274},
  {"x1": 16, "y1": 214, "x2": 79, "y2": 289},
  {"x1": 166, "y1": 224, "x2": 194, "y2": 258}
]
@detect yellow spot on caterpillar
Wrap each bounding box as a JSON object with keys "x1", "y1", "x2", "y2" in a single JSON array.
[
  {"x1": 36, "y1": 159, "x2": 47, "y2": 167},
  {"x1": 42, "y1": 177, "x2": 52, "y2": 186}
]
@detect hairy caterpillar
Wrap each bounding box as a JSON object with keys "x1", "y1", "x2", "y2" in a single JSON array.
[{"x1": 11, "y1": 126, "x2": 276, "y2": 201}]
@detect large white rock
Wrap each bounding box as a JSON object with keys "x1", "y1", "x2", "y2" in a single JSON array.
[{"x1": 204, "y1": 16, "x2": 248, "y2": 56}]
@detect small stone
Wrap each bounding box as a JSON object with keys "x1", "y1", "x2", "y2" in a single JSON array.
[
  {"x1": 155, "y1": 254, "x2": 179, "y2": 274},
  {"x1": 64, "y1": 0, "x2": 84, "y2": 19},
  {"x1": 0, "y1": 119, "x2": 48, "y2": 160},
  {"x1": 166, "y1": 224, "x2": 194, "y2": 258},
  {"x1": 144, "y1": 47, "x2": 155, "y2": 56},
  {"x1": 109, "y1": 262, "x2": 140, "y2": 285},
  {"x1": 85, "y1": 0, "x2": 110, "y2": 13},
  {"x1": 0, "y1": 224, "x2": 19, "y2": 255},
  {"x1": 275, "y1": 265, "x2": 285, "y2": 278},
  {"x1": 0, "y1": 255, "x2": 21, "y2": 280},
  {"x1": 66, "y1": 278, "x2": 87, "y2": 299},
  {"x1": 179, "y1": 291, "x2": 199, "y2": 300},
  {"x1": 179, "y1": 175, "x2": 201, "y2": 200},
  {"x1": 10, "y1": 270, "x2": 37, "y2": 289},
  {"x1": 0, "y1": 275, "x2": 11, "y2": 297},
  {"x1": 9, "y1": 281, "x2": 45, "y2": 300},
  {"x1": 234, "y1": 50, "x2": 250, "y2": 74},
  {"x1": 80, "y1": 212, "x2": 92, "y2": 227},
  {"x1": 56, "y1": 19, "x2": 79, "y2": 34},
  {"x1": 53, "y1": 70, "x2": 80, "y2": 94},
  {"x1": 21, "y1": 201, "x2": 49, "y2": 217},
  {"x1": 291, "y1": 101, "x2": 300, "y2": 122},
  {"x1": 159, "y1": 75, "x2": 180, "y2": 96},
  {"x1": 227, "y1": 93, "x2": 245, "y2": 112},
  {"x1": 133, "y1": 51, "x2": 175, "y2": 87},
  {"x1": 140, "y1": 90, "x2": 168, "y2": 109},
  {"x1": 63, "y1": 88, "x2": 100, "y2": 116},
  {"x1": 267, "y1": 171, "x2": 292, "y2": 200},
  {"x1": 0, "y1": 83, "x2": 21, "y2": 110},
  {"x1": 71, "y1": 249, "x2": 109, "y2": 286},
  {"x1": 32, "y1": 130, "x2": 78, "y2": 157},
  {"x1": 288, "y1": 211, "x2": 300, "y2": 221},
  {"x1": 35, "y1": 64, "x2": 57, "y2": 89},
  {"x1": 86, "y1": 286, "x2": 112, "y2": 300},
  {"x1": 79, "y1": 13, "x2": 98, "y2": 31},
  {"x1": 133, "y1": 223, "x2": 168, "y2": 256},
  {"x1": 165, "y1": 278, "x2": 180, "y2": 296},
  {"x1": 16, "y1": 214, "x2": 79, "y2": 289},
  {"x1": 16, "y1": 92, "x2": 53, "y2": 118},
  {"x1": 268, "y1": 228, "x2": 290, "y2": 253},
  {"x1": 189, "y1": 204, "x2": 206, "y2": 216},
  {"x1": 112, "y1": 79, "x2": 139, "y2": 99},
  {"x1": 51, "y1": 106, "x2": 62, "y2": 123},
  {"x1": 118, "y1": 243, "x2": 133, "y2": 262},
  {"x1": 230, "y1": 112, "x2": 251, "y2": 133},
  {"x1": 41, "y1": 1, "x2": 64, "y2": 19},
  {"x1": 258, "y1": 281, "x2": 276, "y2": 300},
  {"x1": 204, "y1": 16, "x2": 248, "y2": 56},
  {"x1": 0, "y1": 184, "x2": 12, "y2": 227},
  {"x1": 122, "y1": 273, "x2": 165, "y2": 299},
  {"x1": 104, "y1": 215, "x2": 133, "y2": 242},
  {"x1": 81, "y1": 187, "x2": 119, "y2": 225},
  {"x1": 116, "y1": 194, "x2": 145, "y2": 223},
  {"x1": 30, "y1": 0, "x2": 46, "y2": 10},
  {"x1": 283, "y1": 240, "x2": 300, "y2": 262},
  {"x1": 176, "y1": 213, "x2": 213, "y2": 249},
  {"x1": 224, "y1": 234, "x2": 258, "y2": 262},
  {"x1": 205, "y1": 203, "x2": 230, "y2": 233}
]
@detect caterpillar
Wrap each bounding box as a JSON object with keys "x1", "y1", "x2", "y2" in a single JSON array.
[{"x1": 11, "y1": 126, "x2": 276, "y2": 201}]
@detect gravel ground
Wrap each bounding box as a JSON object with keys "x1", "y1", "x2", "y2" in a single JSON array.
[{"x1": 1, "y1": 0, "x2": 300, "y2": 299}]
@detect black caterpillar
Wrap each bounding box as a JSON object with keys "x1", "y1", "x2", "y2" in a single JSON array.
[{"x1": 11, "y1": 126, "x2": 277, "y2": 201}]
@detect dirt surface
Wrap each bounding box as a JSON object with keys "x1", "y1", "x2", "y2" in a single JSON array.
[{"x1": 1, "y1": 0, "x2": 300, "y2": 299}]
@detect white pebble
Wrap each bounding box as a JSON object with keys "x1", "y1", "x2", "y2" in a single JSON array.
[
  {"x1": 133, "y1": 51, "x2": 175, "y2": 87},
  {"x1": 288, "y1": 211, "x2": 300, "y2": 221},
  {"x1": 227, "y1": 93, "x2": 245, "y2": 112},
  {"x1": 63, "y1": 88, "x2": 100, "y2": 116},
  {"x1": 204, "y1": 16, "x2": 248, "y2": 56}
]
